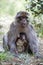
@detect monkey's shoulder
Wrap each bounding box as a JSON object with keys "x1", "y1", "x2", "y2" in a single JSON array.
[
  {"x1": 30, "y1": 24, "x2": 34, "y2": 29},
  {"x1": 10, "y1": 22, "x2": 16, "y2": 28},
  {"x1": 10, "y1": 22, "x2": 18, "y2": 31},
  {"x1": 28, "y1": 24, "x2": 34, "y2": 30}
]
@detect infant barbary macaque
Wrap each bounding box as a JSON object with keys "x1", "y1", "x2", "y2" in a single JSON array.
[{"x1": 16, "y1": 33, "x2": 28, "y2": 53}]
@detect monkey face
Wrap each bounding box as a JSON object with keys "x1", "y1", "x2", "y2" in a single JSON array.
[
  {"x1": 16, "y1": 11, "x2": 29, "y2": 27},
  {"x1": 19, "y1": 17, "x2": 28, "y2": 27}
]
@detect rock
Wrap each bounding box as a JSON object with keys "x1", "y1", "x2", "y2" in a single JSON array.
[{"x1": 0, "y1": 45, "x2": 5, "y2": 52}]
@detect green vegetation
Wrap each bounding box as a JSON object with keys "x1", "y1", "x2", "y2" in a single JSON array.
[
  {"x1": 25, "y1": 0, "x2": 43, "y2": 37},
  {"x1": 0, "y1": 32, "x2": 4, "y2": 35},
  {"x1": 0, "y1": 52, "x2": 14, "y2": 61},
  {"x1": 0, "y1": 52, "x2": 7, "y2": 61},
  {"x1": 0, "y1": 0, "x2": 25, "y2": 16}
]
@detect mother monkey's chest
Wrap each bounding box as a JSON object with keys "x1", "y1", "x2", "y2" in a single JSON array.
[
  {"x1": 13, "y1": 25, "x2": 29, "y2": 42},
  {"x1": 16, "y1": 26, "x2": 29, "y2": 37}
]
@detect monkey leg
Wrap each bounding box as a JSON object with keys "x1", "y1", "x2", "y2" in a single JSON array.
[
  {"x1": 8, "y1": 39, "x2": 19, "y2": 57},
  {"x1": 28, "y1": 41, "x2": 43, "y2": 59},
  {"x1": 3, "y1": 34, "x2": 18, "y2": 53}
]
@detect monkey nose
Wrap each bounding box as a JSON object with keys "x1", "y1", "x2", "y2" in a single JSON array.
[
  {"x1": 23, "y1": 20, "x2": 27, "y2": 24},
  {"x1": 22, "y1": 23, "x2": 26, "y2": 27}
]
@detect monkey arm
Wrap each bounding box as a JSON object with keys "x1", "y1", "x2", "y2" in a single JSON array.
[
  {"x1": 7, "y1": 23, "x2": 19, "y2": 54},
  {"x1": 8, "y1": 22, "x2": 18, "y2": 42},
  {"x1": 27, "y1": 25, "x2": 39, "y2": 57}
]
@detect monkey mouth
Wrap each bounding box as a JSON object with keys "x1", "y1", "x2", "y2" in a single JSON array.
[{"x1": 21, "y1": 23, "x2": 27, "y2": 27}]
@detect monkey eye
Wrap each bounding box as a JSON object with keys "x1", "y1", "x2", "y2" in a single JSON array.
[
  {"x1": 19, "y1": 17, "x2": 22, "y2": 20},
  {"x1": 18, "y1": 16, "x2": 28, "y2": 20},
  {"x1": 17, "y1": 17, "x2": 22, "y2": 21}
]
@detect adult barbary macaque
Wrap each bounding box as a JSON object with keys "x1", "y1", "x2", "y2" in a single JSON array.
[{"x1": 3, "y1": 11, "x2": 40, "y2": 58}]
